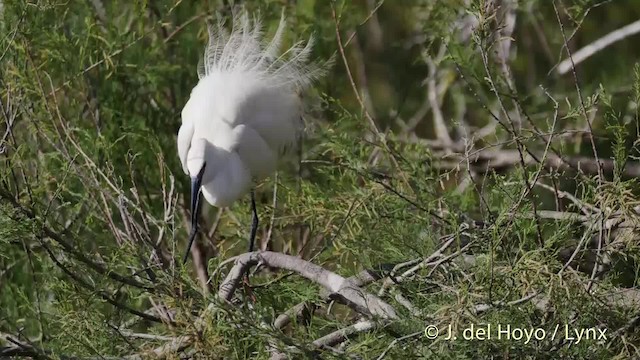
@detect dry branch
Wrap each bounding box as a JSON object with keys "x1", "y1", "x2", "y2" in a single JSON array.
[
  {"x1": 557, "y1": 19, "x2": 640, "y2": 75},
  {"x1": 0, "y1": 333, "x2": 45, "y2": 358},
  {"x1": 312, "y1": 320, "x2": 376, "y2": 348},
  {"x1": 274, "y1": 302, "x2": 318, "y2": 330},
  {"x1": 218, "y1": 251, "x2": 398, "y2": 320},
  {"x1": 418, "y1": 140, "x2": 640, "y2": 178},
  {"x1": 274, "y1": 266, "x2": 391, "y2": 330}
]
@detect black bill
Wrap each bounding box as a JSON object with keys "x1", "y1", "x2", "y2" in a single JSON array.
[{"x1": 182, "y1": 163, "x2": 206, "y2": 264}]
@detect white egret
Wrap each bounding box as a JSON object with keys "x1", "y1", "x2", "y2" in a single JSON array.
[{"x1": 177, "y1": 12, "x2": 326, "y2": 264}]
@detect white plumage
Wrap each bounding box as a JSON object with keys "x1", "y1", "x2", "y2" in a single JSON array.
[
  {"x1": 178, "y1": 12, "x2": 326, "y2": 262},
  {"x1": 178, "y1": 12, "x2": 323, "y2": 207}
]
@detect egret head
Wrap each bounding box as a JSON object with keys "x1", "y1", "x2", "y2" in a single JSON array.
[
  {"x1": 186, "y1": 137, "x2": 208, "y2": 182},
  {"x1": 188, "y1": 138, "x2": 208, "y2": 210}
]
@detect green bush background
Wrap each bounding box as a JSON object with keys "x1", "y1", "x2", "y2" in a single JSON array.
[{"x1": 2, "y1": 0, "x2": 640, "y2": 358}]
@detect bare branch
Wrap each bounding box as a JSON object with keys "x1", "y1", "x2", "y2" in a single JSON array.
[
  {"x1": 557, "y1": 19, "x2": 640, "y2": 75},
  {"x1": 312, "y1": 320, "x2": 376, "y2": 348},
  {"x1": 218, "y1": 252, "x2": 398, "y2": 319}
]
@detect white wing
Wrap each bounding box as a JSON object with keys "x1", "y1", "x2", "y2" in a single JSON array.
[{"x1": 201, "y1": 149, "x2": 252, "y2": 207}]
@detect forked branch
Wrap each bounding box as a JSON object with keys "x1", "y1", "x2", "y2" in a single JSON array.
[{"x1": 218, "y1": 251, "x2": 398, "y2": 320}]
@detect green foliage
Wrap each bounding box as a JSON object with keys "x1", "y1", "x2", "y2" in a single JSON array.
[{"x1": 2, "y1": 0, "x2": 640, "y2": 359}]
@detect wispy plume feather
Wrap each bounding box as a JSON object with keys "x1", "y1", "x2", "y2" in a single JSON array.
[{"x1": 198, "y1": 11, "x2": 330, "y2": 89}]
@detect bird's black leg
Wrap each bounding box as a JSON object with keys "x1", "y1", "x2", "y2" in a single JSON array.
[
  {"x1": 248, "y1": 189, "x2": 259, "y2": 252},
  {"x1": 243, "y1": 190, "x2": 259, "y2": 303}
]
